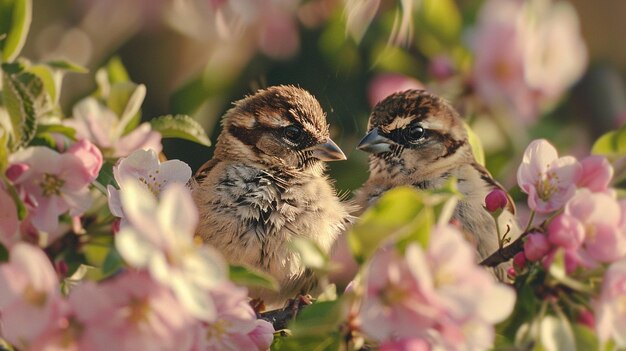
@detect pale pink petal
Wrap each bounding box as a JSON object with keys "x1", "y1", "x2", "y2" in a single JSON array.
[{"x1": 113, "y1": 123, "x2": 162, "y2": 158}]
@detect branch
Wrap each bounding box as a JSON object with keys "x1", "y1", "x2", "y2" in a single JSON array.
[
  {"x1": 258, "y1": 298, "x2": 310, "y2": 330},
  {"x1": 480, "y1": 232, "x2": 528, "y2": 267}
]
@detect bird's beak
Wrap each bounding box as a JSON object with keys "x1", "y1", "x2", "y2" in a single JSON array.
[
  {"x1": 307, "y1": 138, "x2": 347, "y2": 161},
  {"x1": 357, "y1": 128, "x2": 393, "y2": 154}
]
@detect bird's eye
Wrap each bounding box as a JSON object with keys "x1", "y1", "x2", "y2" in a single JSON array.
[
  {"x1": 408, "y1": 125, "x2": 426, "y2": 142},
  {"x1": 283, "y1": 125, "x2": 304, "y2": 143}
]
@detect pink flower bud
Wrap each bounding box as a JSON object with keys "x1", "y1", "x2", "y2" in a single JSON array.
[
  {"x1": 67, "y1": 139, "x2": 103, "y2": 182},
  {"x1": 524, "y1": 233, "x2": 551, "y2": 261},
  {"x1": 547, "y1": 214, "x2": 584, "y2": 249},
  {"x1": 485, "y1": 189, "x2": 509, "y2": 213},
  {"x1": 5, "y1": 163, "x2": 29, "y2": 182},
  {"x1": 507, "y1": 267, "x2": 516, "y2": 280},
  {"x1": 513, "y1": 252, "x2": 527, "y2": 271},
  {"x1": 577, "y1": 309, "x2": 595, "y2": 329}
]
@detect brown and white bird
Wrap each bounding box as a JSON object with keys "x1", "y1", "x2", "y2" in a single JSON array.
[
  {"x1": 354, "y1": 89, "x2": 518, "y2": 280},
  {"x1": 190, "y1": 85, "x2": 352, "y2": 307}
]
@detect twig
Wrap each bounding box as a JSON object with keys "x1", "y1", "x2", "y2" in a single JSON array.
[{"x1": 480, "y1": 232, "x2": 528, "y2": 267}]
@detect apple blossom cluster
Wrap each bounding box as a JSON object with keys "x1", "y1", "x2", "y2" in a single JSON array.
[
  {"x1": 0, "y1": 146, "x2": 274, "y2": 350},
  {"x1": 513, "y1": 139, "x2": 626, "y2": 348},
  {"x1": 0, "y1": 96, "x2": 274, "y2": 350},
  {"x1": 354, "y1": 225, "x2": 516, "y2": 350},
  {"x1": 472, "y1": 0, "x2": 587, "y2": 123}
]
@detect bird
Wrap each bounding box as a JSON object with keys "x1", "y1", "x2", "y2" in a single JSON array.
[
  {"x1": 353, "y1": 89, "x2": 519, "y2": 280},
  {"x1": 190, "y1": 85, "x2": 353, "y2": 308}
]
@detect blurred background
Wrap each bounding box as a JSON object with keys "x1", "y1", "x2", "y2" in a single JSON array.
[{"x1": 20, "y1": 0, "x2": 626, "y2": 195}]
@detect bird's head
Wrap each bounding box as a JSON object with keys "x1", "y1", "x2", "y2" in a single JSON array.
[
  {"x1": 216, "y1": 85, "x2": 346, "y2": 172},
  {"x1": 358, "y1": 89, "x2": 472, "y2": 179}
]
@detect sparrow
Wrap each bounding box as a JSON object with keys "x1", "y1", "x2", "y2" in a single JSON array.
[
  {"x1": 190, "y1": 85, "x2": 353, "y2": 307},
  {"x1": 354, "y1": 89, "x2": 519, "y2": 280}
]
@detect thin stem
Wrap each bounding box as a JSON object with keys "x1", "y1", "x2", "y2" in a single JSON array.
[{"x1": 524, "y1": 210, "x2": 536, "y2": 233}]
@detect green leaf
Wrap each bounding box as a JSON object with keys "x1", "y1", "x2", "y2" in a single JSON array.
[
  {"x1": 26, "y1": 64, "x2": 58, "y2": 104},
  {"x1": 107, "y1": 82, "x2": 145, "y2": 137},
  {"x1": 102, "y1": 248, "x2": 124, "y2": 277},
  {"x1": 465, "y1": 121, "x2": 485, "y2": 166},
  {"x1": 0, "y1": 243, "x2": 8, "y2": 262},
  {"x1": 290, "y1": 238, "x2": 334, "y2": 273},
  {"x1": 0, "y1": 127, "x2": 8, "y2": 172},
  {"x1": 95, "y1": 161, "x2": 117, "y2": 190},
  {"x1": 592, "y1": 125, "x2": 626, "y2": 161},
  {"x1": 0, "y1": 0, "x2": 32, "y2": 62},
  {"x1": 35, "y1": 123, "x2": 76, "y2": 139},
  {"x1": 229, "y1": 265, "x2": 279, "y2": 291},
  {"x1": 45, "y1": 59, "x2": 88, "y2": 73},
  {"x1": 2, "y1": 65, "x2": 48, "y2": 149},
  {"x1": 414, "y1": 0, "x2": 462, "y2": 56},
  {"x1": 288, "y1": 300, "x2": 346, "y2": 337},
  {"x1": 572, "y1": 324, "x2": 598, "y2": 351},
  {"x1": 348, "y1": 187, "x2": 428, "y2": 263},
  {"x1": 150, "y1": 114, "x2": 211, "y2": 147},
  {"x1": 105, "y1": 56, "x2": 130, "y2": 84},
  {"x1": 271, "y1": 332, "x2": 341, "y2": 351}
]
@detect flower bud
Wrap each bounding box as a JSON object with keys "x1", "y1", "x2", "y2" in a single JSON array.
[
  {"x1": 5, "y1": 163, "x2": 29, "y2": 182},
  {"x1": 513, "y1": 252, "x2": 527, "y2": 271},
  {"x1": 485, "y1": 189, "x2": 509, "y2": 213},
  {"x1": 67, "y1": 139, "x2": 103, "y2": 182},
  {"x1": 547, "y1": 214, "x2": 584, "y2": 249},
  {"x1": 524, "y1": 233, "x2": 550, "y2": 261}
]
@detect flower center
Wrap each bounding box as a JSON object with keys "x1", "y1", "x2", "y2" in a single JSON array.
[
  {"x1": 206, "y1": 319, "x2": 231, "y2": 340},
  {"x1": 126, "y1": 297, "x2": 151, "y2": 324},
  {"x1": 138, "y1": 170, "x2": 166, "y2": 197},
  {"x1": 23, "y1": 284, "x2": 48, "y2": 307},
  {"x1": 58, "y1": 316, "x2": 84, "y2": 348},
  {"x1": 40, "y1": 173, "x2": 65, "y2": 197},
  {"x1": 535, "y1": 171, "x2": 559, "y2": 201},
  {"x1": 380, "y1": 283, "x2": 409, "y2": 306}
]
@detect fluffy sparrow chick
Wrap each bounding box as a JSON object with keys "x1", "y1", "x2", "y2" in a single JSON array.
[
  {"x1": 354, "y1": 89, "x2": 518, "y2": 280},
  {"x1": 190, "y1": 85, "x2": 352, "y2": 307}
]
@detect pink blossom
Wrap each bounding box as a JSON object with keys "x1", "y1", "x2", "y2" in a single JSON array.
[
  {"x1": 65, "y1": 96, "x2": 162, "y2": 158},
  {"x1": 380, "y1": 338, "x2": 431, "y2": 351},
  {"x1": 524, "y1": 233, "x2": 550, "y2": 262},
  {"x1": 578, "y1": 155, "x2": 613, "y2": 192},
  {"x1": 358, "y1": 225, "x2": 515, "y2": 349},
  {"x1": 107, "y1": 148, "x2": 192, "y2": 219},
  {"x1": 517, "y1": 139, "x2": 581, "y2": 213},
  {"x1": 368, "y1": 74, "x2": 425, "y2": 107},
  {"x1": 472, "y1": 0, "x2": 587, "y2": 123},
  {"x1": 67, "y1": 139, "x2": 103, "y2": 182},
  {"x1": 0, "y1": 185, "x2": 19, "y2": 248},
  {"x1": 594, "y1": 258, "x2": 626, "y2": 347},
  {"x1": 258, "y1": 7, "x2": 300, "y2": 59},
  {"x1": 191, "y1": 282, "x2": 274, "y2": 351},
  {"x1": 565, "y1": 189, "x2": 625, "y2": 264},
  {"x1": 64, "y1": 272, "x2": 195, "y2": 351},
  {"x1": 0, "y1": 243, "x2": 61, "y2": 349},
  {"x1": 115, "y1": 181, "x2": 227, "y2": 321},
  {"x1": 9, "y1": 146, "x2": 95, "y2": 232},
  {"x1": 484, "y1": 188, "x2": 509, "y2": 213},
  {"x1": 472, "y1": 0, "x2": 536, "y2": 123},
  {"x1": 547, "y1": 214, "x2": 585, "y2": 249}
]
